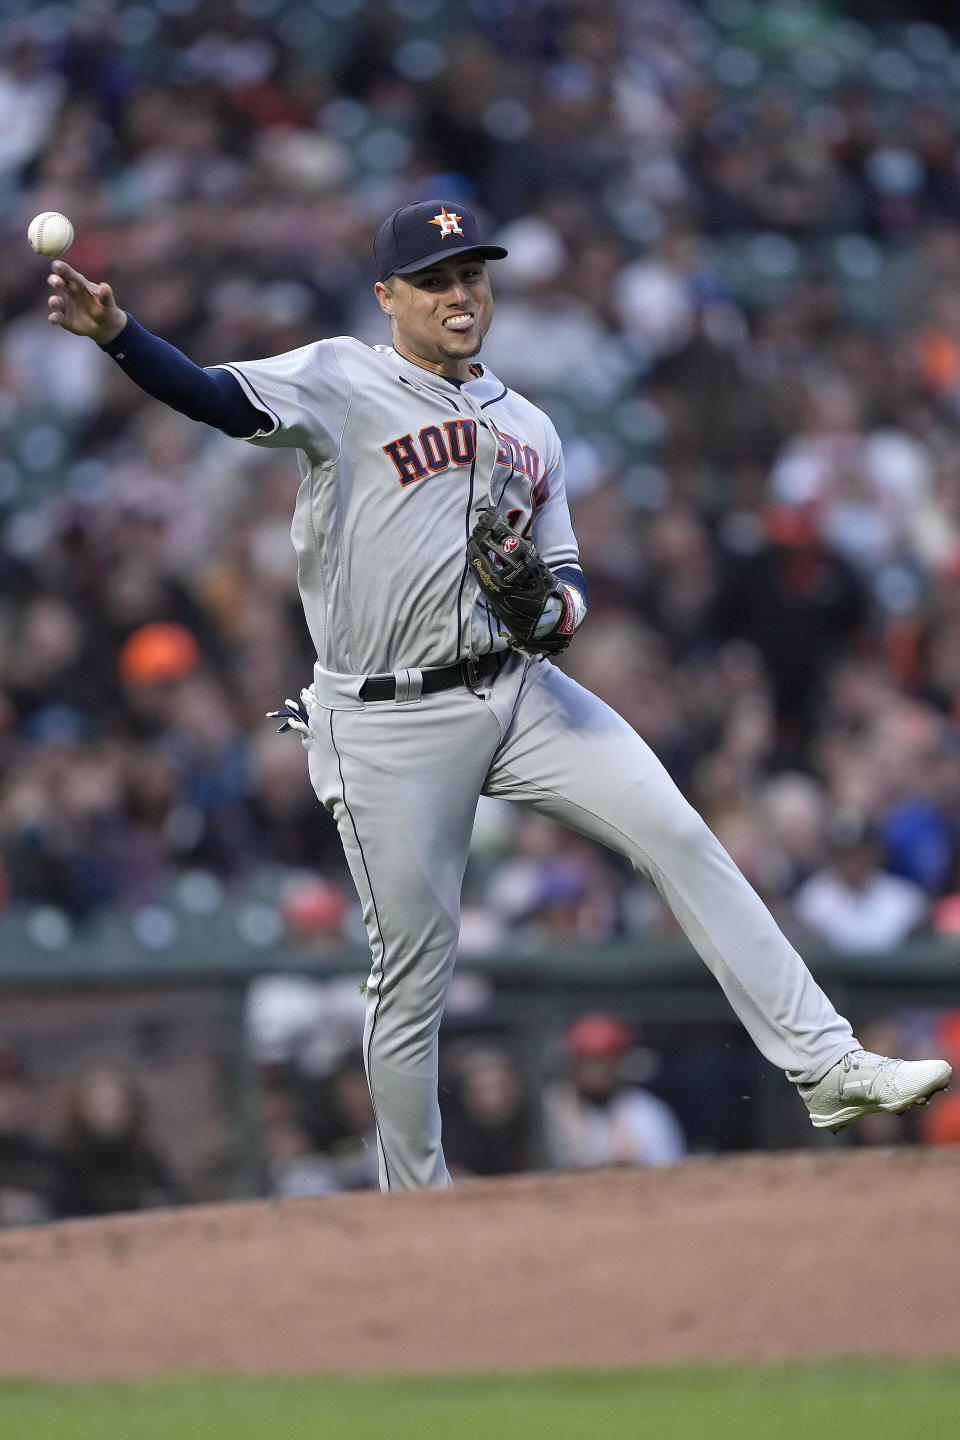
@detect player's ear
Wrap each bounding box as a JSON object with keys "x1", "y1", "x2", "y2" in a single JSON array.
[{"x1": 374, "y1": 279, "x2": 395, "y2": 316}]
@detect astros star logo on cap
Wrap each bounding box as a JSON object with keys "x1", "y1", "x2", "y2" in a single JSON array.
[{"x1": 429, "y1": 207, "x2": 464, "y2": 238}]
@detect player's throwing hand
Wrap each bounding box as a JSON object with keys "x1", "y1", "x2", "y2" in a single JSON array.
[{"x1": 46, "y1": 260, "x2": 127, "y2": 346}]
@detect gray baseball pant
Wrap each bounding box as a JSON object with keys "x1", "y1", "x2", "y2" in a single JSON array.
[{"x1": 306, "y1": 653, "x2": 856, "y2": 1190}]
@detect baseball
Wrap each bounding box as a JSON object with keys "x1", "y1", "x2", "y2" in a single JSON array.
[{"x1": 27, "y1": 212, "x2": 74, "y2": 258}]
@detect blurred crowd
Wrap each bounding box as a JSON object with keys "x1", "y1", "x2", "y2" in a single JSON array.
[
  {"x1": 4, "y1": 0, "x2": 960, "y2": 954},
  {"x1": 3, "y1": 0, "x2": 960, "y2": 1208},
  {"x1": 0, "y1": 1000, "x2": 693, "y2": 1220},
  {"x1": 0, "y1": 1001, "x2": 699, "y2": 1221},
  {"x1": 0, "y1": 1040, "x2": 181, "y2": 1225},
  {"x1": 8, "y1": 989, "x2": 960, "y2": 1223}
]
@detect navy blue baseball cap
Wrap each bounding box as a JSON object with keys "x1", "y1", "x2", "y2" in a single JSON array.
[{"x1": 374, "y1": 200, "x2": 508, "y2": 282}]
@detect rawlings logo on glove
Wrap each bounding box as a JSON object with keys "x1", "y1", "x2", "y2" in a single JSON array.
[{"x1": 466, "y1": 507, "x2": 574, "y2": 657}]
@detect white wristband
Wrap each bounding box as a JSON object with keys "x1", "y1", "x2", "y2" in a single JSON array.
[{"x1": 560, "y1": 582, "x2": 587, "y2": 632}]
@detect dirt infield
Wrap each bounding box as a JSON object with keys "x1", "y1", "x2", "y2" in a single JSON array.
[{"x1": 0, "y1": 1148, "x2": 957, "y2": 1380}]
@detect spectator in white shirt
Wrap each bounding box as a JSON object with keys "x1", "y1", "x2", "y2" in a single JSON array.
[
  {"x1": 544, "y1": 1013, "x2": 686, "y2": 1170},
  {"x1": 792, "y1": 813, "x2": 928, "y2": 954}
]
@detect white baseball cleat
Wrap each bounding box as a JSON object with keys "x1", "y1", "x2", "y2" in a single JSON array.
[{"x1": 798, "y1": 1049, "x2": 952, "y2": 1133}]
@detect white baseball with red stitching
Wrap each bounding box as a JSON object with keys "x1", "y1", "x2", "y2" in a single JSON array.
[{"x1": 27, "y1": 212, "x2": 74, "y2": 258}]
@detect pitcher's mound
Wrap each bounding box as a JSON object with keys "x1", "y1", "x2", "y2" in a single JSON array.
[{"x1": 1, "y1": 1148, "x2": 958, "y2": 1380}]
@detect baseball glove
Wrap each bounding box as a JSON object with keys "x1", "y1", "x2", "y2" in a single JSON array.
[{"x1": 466, "y1": 507, "x2": 574, "y2": 657}]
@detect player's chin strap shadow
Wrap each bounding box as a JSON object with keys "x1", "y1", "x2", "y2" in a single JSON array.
[{"x1": 266, "y1": 689, "x2": 312, "y2": 743}]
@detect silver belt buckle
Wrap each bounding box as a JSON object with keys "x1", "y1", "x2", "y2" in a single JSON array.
[{"x1": 461, "y1": 656, "x2": 482, "y2": 688}]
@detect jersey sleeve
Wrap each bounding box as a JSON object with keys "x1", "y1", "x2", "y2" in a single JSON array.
[
  {"x1": 529, "y1": 421, "x2": 580, "y2": 573},
  {"x1": 211, "y1": 338, "x2": 351, "y2": 461}
]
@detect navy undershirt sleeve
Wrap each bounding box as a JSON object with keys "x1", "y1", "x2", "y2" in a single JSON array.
[
  {"x1": 98, "y1": 315, "x2": 268, "y2": 438},
  {"x1": 555, "y1": 563, "x2": 587, "y2": 608}
]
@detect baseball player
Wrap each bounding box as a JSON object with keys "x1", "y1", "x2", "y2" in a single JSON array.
[{"x1": 46, "y1": 201, "x2": 951, "y2": 1190}]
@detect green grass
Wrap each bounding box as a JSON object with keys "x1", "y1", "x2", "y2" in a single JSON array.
[{"x1": 2, "y1": 1362, "x2": 959, "y2": 1440}]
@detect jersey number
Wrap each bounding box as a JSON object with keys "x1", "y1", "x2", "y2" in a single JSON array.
[{"x1": 505, "y1": 509, "x2": 533, "y2": 539}]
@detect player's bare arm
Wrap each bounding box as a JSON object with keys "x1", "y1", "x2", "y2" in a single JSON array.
[{"x1": 47, "y1": 260, "x2": 127, "y2": 345}]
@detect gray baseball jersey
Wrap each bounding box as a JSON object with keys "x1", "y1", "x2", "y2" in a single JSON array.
[{"x1": 214, "y1": 340, "x2": 579, "y2": 675}]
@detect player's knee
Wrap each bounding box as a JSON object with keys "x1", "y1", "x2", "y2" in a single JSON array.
[
  {"x1": 359, "y1": 879, "x2": 459, "y2": 958},
  {"x1": 395, "y1": 908, "x2": 460, "y2": 963},
  {"x1": 372, "y1": 1008, "x2": 442, "y2": 1066},
  {"x1": 655, "y1": 800, "x2": 713, "y2": 857}
]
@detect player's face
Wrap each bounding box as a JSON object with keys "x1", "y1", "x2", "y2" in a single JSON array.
[{"x1": 376, "y1": 254, "x2": 494, "y2": 378}]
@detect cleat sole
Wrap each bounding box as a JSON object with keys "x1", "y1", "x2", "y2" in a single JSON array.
[{"x1": 815, "y1": 1081, "x2": 950, "y2": 1134}]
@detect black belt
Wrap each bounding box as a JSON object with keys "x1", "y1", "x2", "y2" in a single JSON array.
[{"x1": 359, "y1": 652, "x2": 503, "y2": 702}]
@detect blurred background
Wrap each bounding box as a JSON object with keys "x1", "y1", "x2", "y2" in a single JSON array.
[{"x1": 3, "y1": 0, "x2": 960, "y2": 1223}]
